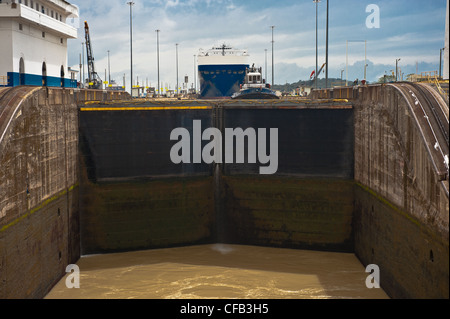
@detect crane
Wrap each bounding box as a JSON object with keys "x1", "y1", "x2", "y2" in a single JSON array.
[
  {"x1": 310, "y1": 63, "x2": 327, "y2": 81},
  {"x1": 84, "y1": 21, "x2": 102, "y2": 89}
]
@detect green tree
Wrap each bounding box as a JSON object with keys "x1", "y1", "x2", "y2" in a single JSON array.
[{"x1": 377, "y1": 74, "x2": 395, "y2": 83}]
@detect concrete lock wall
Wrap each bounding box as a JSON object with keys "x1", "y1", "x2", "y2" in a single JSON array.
[
  {"x1": 1, "y1": 84, "x2": 448, "y2": 299},
  {"x1": 352, "y1": 85, "x2": 449, "y2": 299},
  {"x1": 75, "y1": 94, "x2": 449, "y2": 298},
  {"x1": 78, "y1": 102, "x2": 356, "y2": 255},
  {"x1": 79, "y1": 105, "x2": 216, "y2": 254},
  {"x1": 218, "y1": 107, "x2": 355, "y2": 251},
  {"x1": 0, "y1": 87, "x2": 79, "y2": 299},
  {"x1": 0, "y1": 87, "x2": 132, "y2": 298}
]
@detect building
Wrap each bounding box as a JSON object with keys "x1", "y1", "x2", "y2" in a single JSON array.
[
  {"x1": 0, "y1": 0, "x2": 79, "y2": 87},
  {"x1": 293, "y1": 86, "x2": 312, "y2": 97}
]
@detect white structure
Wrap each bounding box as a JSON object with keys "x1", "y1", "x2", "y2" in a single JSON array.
[
  {"x1": 444, "y1": 0, "x2": 449, "y2": 80},
  {"x1": 0, "y1": 0, "x2": 79, "y2": 87}
]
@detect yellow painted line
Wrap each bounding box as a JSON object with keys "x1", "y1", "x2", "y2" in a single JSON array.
[
  {"x1": 80, "y1": 106, "x2": 212, "y2": 111},
  {"x1": 0, "y1": 184, "x2": 78, "y2": 233}
]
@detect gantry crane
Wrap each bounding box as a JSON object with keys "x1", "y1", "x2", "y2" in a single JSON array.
[{"x1": 84, "y1": 21, "x2": 102, "y2": 89}]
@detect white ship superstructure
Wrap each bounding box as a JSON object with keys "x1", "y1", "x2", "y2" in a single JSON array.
[
  {"x1": 0, "y1": 0, "x2": 79, "y2": 87},
  {"x1": 197, "y1": 44, "x2": 249, "y2": 66}
]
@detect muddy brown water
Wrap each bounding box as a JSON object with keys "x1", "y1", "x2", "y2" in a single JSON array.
[{"x1": 45, "y1": 244, "x2": 389, "y2": 299}]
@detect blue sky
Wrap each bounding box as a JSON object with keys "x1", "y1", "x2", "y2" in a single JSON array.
[{"x1": 68, "y1": 0, "x2": 448, "y2": 91}]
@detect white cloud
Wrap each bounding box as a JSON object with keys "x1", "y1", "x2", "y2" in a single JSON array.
[{"x1": 166, "y1": 0, "x2": 180, "y2": 8}]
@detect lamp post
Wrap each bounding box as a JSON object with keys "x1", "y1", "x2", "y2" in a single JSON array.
[
  {"x1": 107, "y1": 50, "x2": 111, "y2": 86},
  {"x1": 364, "y1": 64, "x2": 368, "y2": 83},
  {"x1": 271, "y1": 26, "x2": 275, "y2": 86},
  {"x1": 325, "y1": 0, "x2": 329, "y2": 88},
  {"x1": 364, "y1": 40, "x2": 367, "y2": 82},
  {"x1": 79, "y1": 53, "x2": 82, "y2": 86},
  {"x1": 193, "y1": 55, "x2": 196, "y2": 93},
  {"x1": 346, "y1": 40, "x2": 348, "y2": 86},
  {"x1": 127, "y1": 1, "x2": 134, "y2": 93},
  {"x1": 156, "y1": 29, "x2": 160, "y2": 96},
  {"x1": 313, "y1": 0, "x2": 320, "y2": 89},
  {"x1": 176, "y1": 43, "x2": 179, "y2": 95},
  {"x1": 265, "y1": 49, "x2": 268, "y2": 82},
  {"x1": 396, "y1": 58, "x2": 401, "y2": 82},
  {"x1": 346, "y1": 40, "x2": 366, "y2": 86},
  {"x1": 440, "y1": 47, "x2": 444, "y2": 78},
  {"x1": 81, "y1": 42, "x2": 85, "y2": 88}
]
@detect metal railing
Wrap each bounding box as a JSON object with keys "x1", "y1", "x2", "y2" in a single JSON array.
[
  {"x1": 408, "y1": 71, "x2": 440, "y2": 83},
  {"x1": 422, "y1": 70, "x2": 439, "y2": 79},
  {"x1": 433, "y1": 75, "x2": 445, "y2": 95}
]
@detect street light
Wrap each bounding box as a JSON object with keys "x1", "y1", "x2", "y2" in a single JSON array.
[
  {"x1": 193, "y1": 55, "x2": 196, "y2": 93},
  {"x1": 396, "y1": 58, "x2": 401, "y2": 82},
  {"x1": 364, "y1": 63, "x2": 368, "y2": 82},
  {"x1": 325, "y1": 0, "x2": 329, "y2": 88},
  {"x1": 271, "y1": 26, "x2": 275, "y2": 86},
  {"x1": 265, "y1": 49, "x2": 268, "y2": 82},
  {"x1": 156, "y1": 29, "x2": 160, "y2": 96},
  {"x1": 81, "y1": 42, "x2": 85, "y2": 88},
  {"x1": 176, "y1": 43, "x2": 179, "y2": 95},
  {"x1": 127, "y1": 1, "x2": 134, "y2": 93},
  {"x1": 313, "y1": 0, "x2": 320, "y2": 89},
  {"x1": 440, "y1": 47, "x2": 445, "y2": 79},
  {"x1": 79, "y1": 53, "x2": 82, "y2": 86},
  {"x1": 107, "y1": 50, "x2": 111, "y2": 86},
  {"x1": 346, "y1": 39, "x2": 366, "y2": 86}
]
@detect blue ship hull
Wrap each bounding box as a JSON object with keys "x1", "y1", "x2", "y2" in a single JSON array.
[
  {"x1": 198, "y1": 64, "x2": 249, "y2": 98},
  {"x1": 2, "y1": 72, "x2": 77, "y2": 88}
]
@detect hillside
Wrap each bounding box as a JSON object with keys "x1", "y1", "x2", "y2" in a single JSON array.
[{"x1": 272, "y1": 77, "x2": 366, "y2": 92}]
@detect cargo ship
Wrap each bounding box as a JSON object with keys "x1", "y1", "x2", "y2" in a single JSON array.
[{"x1": 197, "y1": 44, "x2": 249, "y2": 98}]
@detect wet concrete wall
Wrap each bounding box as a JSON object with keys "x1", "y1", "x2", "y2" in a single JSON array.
[
  {"x1": 79, "y1": 105, "x2": 213, "y2": 182},
  {"x1": 0, "y1": 87, "x2": 79, "y2": 298},
  {"x1": 220, "y1": 176, "x2": 354, "y2": 251},
  {"x1": 352, "y1": 85, "x2": 449, "y2": 299},
  {"x1": 0, "y1": 87, "x2": 128, "y2": 299},
  {"x1": 218, "y1": 106, "x2": 355, "y2": 251},
  {"x1": 311, "y1": 84, "x2": 449, "y2": 298},
  {"x1": 80, "y1": 176, "x2": 214, "y2": 254},
  {"x1": 79, "y1": 101, "x2": 355, "y2": 254},
  {"x1": 79, "y1": 105, "x2": 216, "y2": 254},
  {"x1": 354, "y1": 85, "x2": 448, "y2": 239},
  {"x1": 221, "y1": 107, "x2": 354, "y2": 177},
  {"x1": 354, "y1": 185, "x2": 448, "y2": 299}
]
